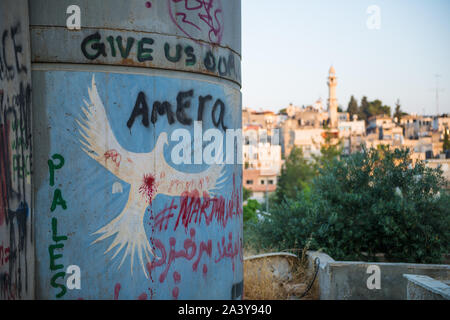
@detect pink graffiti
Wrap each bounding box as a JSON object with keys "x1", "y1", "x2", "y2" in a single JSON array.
[
  {"x1": 112, "y1": 283, "x2": 149, "y2": 300},
  {"x1": 168, "y1": 0, "x2": 224, "y2": 45},
  {"x1": 215, "y1": 231, "x2": 243, "y2": 272},
  {"x1": 154, "y1": 198, "x2": 177, "y2": 231},
  {"x1": 174, "y1": 173, "x2": 242, "y2": 232},
  {"x1": 0, "y1": 244, "x2": 10, "y2": 267},
  {"x1": 147, "y1": 228, "x2": 212, "y2": 283},
  {"x1": 172, "y1": 286, "x2": 179, "y2": 299},
  {"x1": 104, "y1": 149, "x2": 121, "y2": 167}
]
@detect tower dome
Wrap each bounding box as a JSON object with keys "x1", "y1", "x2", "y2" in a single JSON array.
[{"x1": 329, "y1": 65, "x2": 336, "y2": 75}]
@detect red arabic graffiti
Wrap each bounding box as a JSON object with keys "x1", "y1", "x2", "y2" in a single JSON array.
[
  {"x1": 147, "y1": 228, "x2": 213, "y2": 283},
  {"x1": 168, "y1": 0, "x2": 224, "y2": 45},
  {"x1": 146, "y1": 226, "x2": 241, "y2": 299}
]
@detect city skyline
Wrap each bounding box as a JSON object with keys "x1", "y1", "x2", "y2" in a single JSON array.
[{"x1": 241, "y1": 0, "x2": 450, "y2": 116}]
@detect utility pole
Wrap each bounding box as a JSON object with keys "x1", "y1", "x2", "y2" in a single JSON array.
[{"x1": 434, "y1": 74, "x2": 443, "y2": 116}]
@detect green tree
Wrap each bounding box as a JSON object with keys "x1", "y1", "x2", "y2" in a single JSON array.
[
  {"x1": 274, "y1": 147, "x2": 316, "y2": 202},
  {"x1": 243, "y1": 187, "x2": 252, "y2": 201},
  {"x1": 347, "y1": 95, "x2": 359, "y2": 119},
  {"x1": 252, "y1": 147, "x2": 450, "y2": 263},
  {"x1": 243, "y1": 199, "x2": 260, "y2": 228},
  {"x1": 314, "y1": 129, "x2": 342, "y2": 168},
  {"x1": 393, "y1": 99, "x2": 404, "y2": 123},
  {"x1": 368, "y1": 99, "x2": 391, "y2": 118},
  {"x1": 358, "y1": 96, "x2": 370, "y2": 122},
  {"x1": 444, "y1": 130, "x2": 450, "y2": 152}
]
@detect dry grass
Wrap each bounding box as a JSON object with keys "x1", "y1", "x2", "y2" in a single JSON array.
[
  {"x1": 243, "y1": 258, "x2": 288, "y2": 300},
  {"x1": 243, "y1": 246, "x2": 319, "y2": 300}
]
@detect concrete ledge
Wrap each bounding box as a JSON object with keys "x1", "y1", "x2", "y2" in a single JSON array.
[
  {"x1": 244, "y1": 252, "x2": 298, "y2": 261},
  {"x1": 404, "y1": 274, "x2": 450, "y2": 300},
  {"x1": 306, "y1": 252, "x2": 450, "y2": 300}
]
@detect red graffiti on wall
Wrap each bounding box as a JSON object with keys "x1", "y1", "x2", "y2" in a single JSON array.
[
  {"x1": 152, "y1": 173, "x2": 242, "y2": 233},
  {"x1": 0, "y1": 245, "x2": 10, "y2": 267},
  {"x1": 154, "y1": 198, "x2": 177, "y2": 232},
  {"x1": 174, "y1": 173, "x2": 242, "y2": 232},
  {"x1": 215, "y1": 231, "x2": 242, "y2": 272},
  {"x1": 147, "y1": 228, "x2": 212, "y2": 283},
  {"x1": 146, "y1": 226, "x2": 242, "y2": 299},
  {"x1": 104, "y1": 149, "x2": 121, "y2": 167},
  {"x1": 168, "y1": 0, "x2": 224, "y2": 45},
  {"x1": 112, "y1": 282, "x2": 150, "y2": 300}
]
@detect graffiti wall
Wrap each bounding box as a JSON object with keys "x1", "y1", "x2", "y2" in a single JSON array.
[
  {"x1": 30, "y1": 0, "x2": 242, "y2": 299},
  {"x1": 30, "y1": 0, "x2": 241, "y2": 85},
  {"x1": 0, "y1": 0, "x2": 34, "y2": 300},
  {"x1": 33, "y1": 70, "x2": 242, "y2": 299}
]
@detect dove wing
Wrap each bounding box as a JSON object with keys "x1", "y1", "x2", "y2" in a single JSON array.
[
  {"x1": 76, "y1": 76, "x2": 147, "y2": 182},
  {"x1": 158, "y1": 156, "x2": 228, "y2": 197}
]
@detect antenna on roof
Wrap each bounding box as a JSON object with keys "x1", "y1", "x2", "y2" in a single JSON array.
[{"x1": 434, "y1": 74, "x2": 444, "y2": 116}]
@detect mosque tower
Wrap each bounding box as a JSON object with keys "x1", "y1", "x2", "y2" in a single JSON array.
[{"x1": 327, "y1": 66, "x2": 338, "y2": 128}]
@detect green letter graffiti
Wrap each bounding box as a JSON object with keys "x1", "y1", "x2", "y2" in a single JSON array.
[
  {"x1": 50, "y1": 272, "x2": 67, "y2": 298},
  {"x1": 51, "y1": 189, "x2": 67, "y2": 211},
  {"x1": 48, "y1": 153, "x2": 65, "y2": 187},
  {"x1": 116, "y1": 36, "x2": 134, "y2": 59},
  {"x1": 164, "y1": 43, "x2": 182, "y2": 63},
  {"x1": 52, "y1": 217, "x2": 68, "y2": 243},
  {"x1": 137, "y1": 37, "x2": 154, "y2": 62},
  {"x1": 49, "y1": 243, "x2": 64, "y2": 271}
]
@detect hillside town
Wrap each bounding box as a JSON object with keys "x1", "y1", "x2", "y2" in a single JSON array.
[{"x1": 243, "y1": 66, "x2": 450, "y2": 202}]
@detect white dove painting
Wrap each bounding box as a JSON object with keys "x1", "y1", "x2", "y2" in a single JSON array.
[{"x1": 76, "y1": 76, "x2": 227, "y2": 278}]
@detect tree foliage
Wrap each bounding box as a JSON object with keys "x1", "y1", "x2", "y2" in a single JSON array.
[
  {"x1": 347, "y1": 95, "x2": 358, "y2": 119},
  {"x1": 356, "y1": 96, "x2": 391, "y2": 123},
  {"x1": 274, "y1": 147, "x2": 316, "y2": 202},
  {"x1": 393, "y1": 99, "x2": 407, "y2": 123},
  {"x1": 243, "y1": 187, "x2": 252, "y2": 201},
  {"x1": 443, "y1": 130, "x2": 450, "y2": 152},
  {"x1": 250, "y1": 147, "x2": 450, "y2": 263}
]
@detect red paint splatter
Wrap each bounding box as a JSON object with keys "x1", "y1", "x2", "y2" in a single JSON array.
[
  {"x1": 145, "y1": 1, "x2": 152, "y2": 8},
  {"x1": 172, "y1": 287, "x2": 179, "y2": 299},
  {"x1": 173, "y1": 271, "x2": 181, "y2": 284},
  {"x1": 148, "y1": 288, "x2": 154, "y2": 299},
  {"x1": 138, "y1": 293, "x2": 148, "y2": 300},
  {"x1": 114, "y1": 283, "x2": 121, "y2": 300},
  {"x1": 104, "y1": 149, "x2": 121, "y2": 167},
  {"x1": 202, "y1": 264, "x2": 208, "y2": 275},
  {"x1": 139, "y1": 173, "x2": 156, "y2": 203}
]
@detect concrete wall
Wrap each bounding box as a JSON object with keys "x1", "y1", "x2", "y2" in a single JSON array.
[
  {"x1": 404, "y1": 275, "x2": 450, "y2": 300},
  {"x1": 308, "y1": 252, "x2": 450, "y2": 300},
  {"x1": 31, "y1": 0, "x2": 242, "y2": 299},
  {"x1": 0, "y1": 0, "x2": 34, "y2": 300}
]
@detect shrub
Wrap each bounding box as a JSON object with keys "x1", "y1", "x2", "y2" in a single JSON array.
[{"x1": 250, "y1": 147, "x2": 450, "y2": 263}]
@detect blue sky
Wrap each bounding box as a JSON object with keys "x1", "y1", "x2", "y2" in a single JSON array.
[{"x1": 241, "y1": 0, "x2": 450, "y2": 115}]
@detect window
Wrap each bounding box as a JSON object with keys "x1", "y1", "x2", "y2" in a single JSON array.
[
  {"x1": 268, "y1": 180, "x2": 274, "y2": 185},
  {"x1": 260, "y1": 180, "x2": 265, "y2": 185},
  {"x1": 246, "y1": 180, "x2": 253, "y2": 185}
]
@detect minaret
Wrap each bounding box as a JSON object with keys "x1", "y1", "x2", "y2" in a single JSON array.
[{"x1": 327, "y1": 66, "x2": 338, "y2": 128}]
